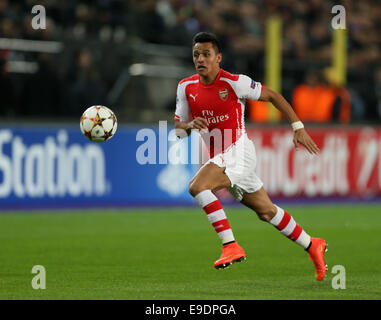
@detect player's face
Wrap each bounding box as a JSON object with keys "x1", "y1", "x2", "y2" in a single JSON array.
[{"x1": 192, "y1": 42, "x2": 222, "y2": 78}]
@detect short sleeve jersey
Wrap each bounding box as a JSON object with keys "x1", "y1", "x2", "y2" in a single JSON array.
[{"x1": 174, "y1": 69, "x2": 262, "y2": 157}]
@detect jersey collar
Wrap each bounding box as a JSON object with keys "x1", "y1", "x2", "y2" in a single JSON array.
[{"x1": 198, "y1": 68, "x2": 223, "y2": 87}]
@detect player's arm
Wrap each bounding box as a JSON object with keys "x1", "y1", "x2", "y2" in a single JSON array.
[
  {"x1": 174, "y1": 81, "x2": 209, "y2": 139},
  {"x1": 259, "y1": 86, "x2": 320, "y2": 155},
  {"x1": 175, "y1": 118, "x2": 209, "y2": 139}
]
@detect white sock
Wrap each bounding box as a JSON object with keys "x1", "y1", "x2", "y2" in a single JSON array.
[
  {"x1": 269, "y1": 205, "x2": 311, "y2": 249},
  {"x1": 194, "y1": 190, "x2": 235, "y2": 244}
]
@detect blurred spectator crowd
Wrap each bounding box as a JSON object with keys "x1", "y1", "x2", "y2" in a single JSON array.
[{"x1": 0, "y1": 0, "x2": 381, "y2": 122}]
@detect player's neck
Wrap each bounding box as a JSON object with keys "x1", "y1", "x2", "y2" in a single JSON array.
[{"x1": 200, "y1": 68, "x2": 220, "y2": 85}]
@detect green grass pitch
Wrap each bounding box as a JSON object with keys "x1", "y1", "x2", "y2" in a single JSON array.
[{"x1": 0, "y1": 205, "x2": 380, "y2": 300}]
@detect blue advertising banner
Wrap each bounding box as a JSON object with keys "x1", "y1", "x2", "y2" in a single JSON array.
[{"x1": 0, "y1": 124, "x2": 199, "y2": 210}]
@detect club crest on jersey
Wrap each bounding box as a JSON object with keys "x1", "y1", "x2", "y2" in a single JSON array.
[{"x1": 219, "y1": 88, "x2": 229, "y2": 101}]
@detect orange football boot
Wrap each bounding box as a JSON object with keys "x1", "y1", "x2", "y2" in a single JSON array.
[
  {"x1": 214, "y1": 242, "x2": 246, "y2": 269},
  {"x1": 307, "y1": 238, "x2": 328, "y2": 281}
]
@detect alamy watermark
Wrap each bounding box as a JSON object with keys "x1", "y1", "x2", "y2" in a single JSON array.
[
  {"x1": 135, "y1": 121, "x2": 244, "y2": 167},
  {"x1": 331, "y1": 5, "x2": 346, "y2": 30},
  {"x1": 331, "y1": 265, "x2": 346, "y2": 289},
  {"x1": 31, "y1": 5, "x2": 46, "y2": 30},
  {"x1": 31, "y1": 265, "x2": 46, "y2": 290}
]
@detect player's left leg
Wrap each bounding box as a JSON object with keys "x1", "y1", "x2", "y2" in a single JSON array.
[{"x1": 240, "y1": 188, "x2": 328, "y2": 281}]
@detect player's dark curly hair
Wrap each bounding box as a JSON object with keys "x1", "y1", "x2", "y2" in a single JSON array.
[{"x1": 192, "y1": 32, "x2": 221, "y2": 53}]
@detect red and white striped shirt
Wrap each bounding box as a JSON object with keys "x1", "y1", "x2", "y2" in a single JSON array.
[{"x1": 174, "y1": 69, "x2": 262, "y2": 157}]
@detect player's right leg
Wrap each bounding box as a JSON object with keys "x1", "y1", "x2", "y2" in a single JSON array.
[{"x1": 189, "y1": 162, "x2": 246, "y2": 269}]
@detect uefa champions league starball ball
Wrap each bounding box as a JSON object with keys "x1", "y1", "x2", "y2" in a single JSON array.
[{"x1": 80, "y1": 105, "x2": 117, "y2": 142}]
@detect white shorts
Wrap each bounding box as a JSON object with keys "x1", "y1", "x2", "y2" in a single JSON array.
[{"x1": 203, "y1": 133, "x2": 263, "y2": 202}]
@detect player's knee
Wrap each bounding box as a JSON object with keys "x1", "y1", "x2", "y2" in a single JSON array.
[{"x1": 189, "y1": 181, "x2": 208, "y2": 197}]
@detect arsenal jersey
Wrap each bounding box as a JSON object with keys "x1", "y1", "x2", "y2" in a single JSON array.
[{"x1": 174, "y1": 69, "x2": 262, "y2": 157}]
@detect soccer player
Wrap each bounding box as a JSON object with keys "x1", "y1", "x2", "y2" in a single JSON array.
[{"x1": 174, "y1": 32, "x2": 328, "y2": 281}]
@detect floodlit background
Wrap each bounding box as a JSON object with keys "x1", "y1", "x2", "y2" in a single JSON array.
[{"x1": 1, "y1": 0, "x2": 380, "y2": 123}]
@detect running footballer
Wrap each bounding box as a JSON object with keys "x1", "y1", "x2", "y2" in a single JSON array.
[{"x1": 174, "y1": 32, "x2": 327, "y2": 281}]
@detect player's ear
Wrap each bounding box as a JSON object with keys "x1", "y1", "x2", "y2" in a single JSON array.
[{"x1": 217, "y1": 52, "x2": 222, "y2": 64}]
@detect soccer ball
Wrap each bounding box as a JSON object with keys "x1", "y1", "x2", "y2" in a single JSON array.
[{"x1": 80, "y1": 105, "x2": 117, "y2": 142}]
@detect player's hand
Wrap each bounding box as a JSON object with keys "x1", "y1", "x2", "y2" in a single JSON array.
[
  {"x1": 293, "y1": 128, "x2": 319, "y2": 155},
  {"x1": 188, "y1": 117, "x2": 209, "y2": 131}
]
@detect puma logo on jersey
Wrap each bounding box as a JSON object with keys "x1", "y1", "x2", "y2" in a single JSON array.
[{"x1": 189, "y1": 93, "x2": 198, "y2": 102}]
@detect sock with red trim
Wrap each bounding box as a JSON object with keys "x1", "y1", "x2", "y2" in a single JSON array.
[
  {"x1": 269, "y1": 205, "x2": 311, "y2": 249},
  {"x1": 194, "y1": 190, "x2": 235, "y2": 245}
]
